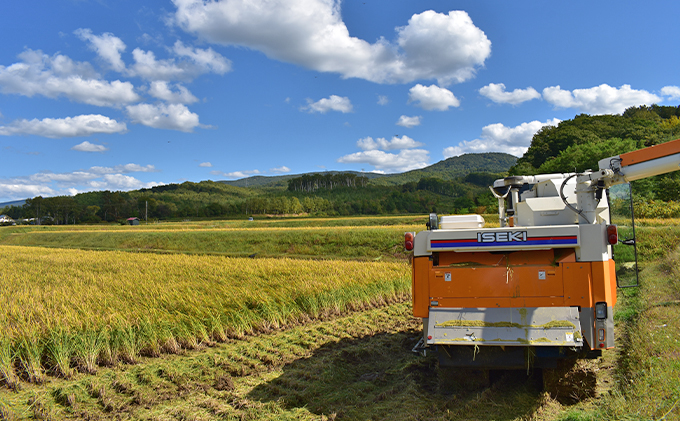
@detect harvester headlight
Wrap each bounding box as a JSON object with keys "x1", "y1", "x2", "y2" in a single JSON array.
[{"x1": 595, "y1": 302, "x2": 608, "y2": 320}]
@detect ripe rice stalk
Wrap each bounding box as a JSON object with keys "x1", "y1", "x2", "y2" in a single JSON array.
[
  {"x1": 138, "y1": 319, "x2": 162, "y2": 358},
  {"x1": 0, "y1": 337, "x2": 19, "y2": 390},
  {"x1": 205, "y1": 313, "x2": 228, "y2": 343},
  {"x1": 43, "y1": 329, "x2": 74, "y2": 378},
  {"x1": 113, "y1": 324, "x2": 141, "y2": 364},
  {"x1": 174, "y1": 320, "x2": 201, "y2": 350},
  {"x1": 17, "y1": 336, "x2": 45, "y2": 384},
  {"x1": 74, "y1": 328, "x2": 106, "y2": 374}
]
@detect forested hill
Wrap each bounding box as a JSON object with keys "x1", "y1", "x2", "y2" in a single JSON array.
[
  {"x1": 219, "y1": 152, "x2": 517, "y2": 189},
  {"x1": 369, "y1": 152, "x2": 517, "y2": 186},
  {"x1": 510, "y1": 105, "x2": 680, "y2": 175},
  {"x1": 218, "y1": 171, "x2": 386, "y2": 189}
]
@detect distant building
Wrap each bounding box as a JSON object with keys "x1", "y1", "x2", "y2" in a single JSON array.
[
  {"x1": 127, "y1": 217, "x2": 140, "y2": 225},
  {"x1": 0, "y1": 215, "x2": 15, "y2": 226}
]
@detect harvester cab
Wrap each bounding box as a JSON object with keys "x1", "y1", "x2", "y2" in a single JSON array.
[{"x1": 408, "y1": 138, "x2": 680, "y2": 369}]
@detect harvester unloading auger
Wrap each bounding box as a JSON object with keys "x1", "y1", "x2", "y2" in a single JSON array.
[{"x1": 405, "y1": 138, "x2": 680, "y2": 369}]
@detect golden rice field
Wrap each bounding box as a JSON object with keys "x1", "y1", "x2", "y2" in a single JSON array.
[{"x1": 0, "y1": 244, "x2": 410, "y2": 386}]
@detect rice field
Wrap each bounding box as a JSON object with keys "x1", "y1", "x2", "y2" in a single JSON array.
[{"x1": 0, "y1": 239, "x2": 409, "y2": 387}]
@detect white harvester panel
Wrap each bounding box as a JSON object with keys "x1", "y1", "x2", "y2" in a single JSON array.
[{"x1": 426, "y1": 225, "x2": 579, "y2": 253}]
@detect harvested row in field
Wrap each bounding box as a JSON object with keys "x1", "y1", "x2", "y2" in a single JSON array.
[
  {"x1": 0, "y1": 245, "x2": 410, "y2": 386},
  {"x1": 0, "y1": 303, "x2": 549, "y2": 421},
  {"x1": 0, "y1": 215, "x2": 428, "y2": 233},
  {"x1": 0, "y1": 225, "x2": 417, "y2": 260}
]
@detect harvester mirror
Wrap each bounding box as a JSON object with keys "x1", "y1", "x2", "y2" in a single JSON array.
[{"x1": 427, "y1": 213, "x2": 438, "y2": 230}]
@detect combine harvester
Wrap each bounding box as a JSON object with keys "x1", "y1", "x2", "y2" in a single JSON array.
[{"x1": 406, "y1": 138, "x2": 680, "y2": 374}]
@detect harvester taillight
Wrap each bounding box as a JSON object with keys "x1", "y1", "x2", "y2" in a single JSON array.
[
  {"x1": 405, "y1": 232, "x2": 415, "y2": 251},
  {"x1": 606, "y1": 224, "x2": 618, "y2": 245}
]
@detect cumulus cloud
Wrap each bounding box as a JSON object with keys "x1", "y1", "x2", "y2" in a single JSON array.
[
  {"x1": 302, "y1": 95, "x2": 353, "y2": 113},
  {"x1": 661, "y1": 85, "x2": 680, "y2": 101},
  {"x1": 270, "y1": 166, "x2": 291, "y2": 173},
  {"x1": 172, "y1": 41, "x2": 232, "y2": 75},
  {"x1": 377, "y1": 95, "x2": 389, "y2": 105},
  {"x1": 408, "y1": 84, "x2": 459, "y2": 111},
  {"x1": 0, "y1": 114, "x2": 126, "y2": 138},
  {"x1": 172, "y1": 1, "x2": 490, "y2": 85},
  {"x1": 443, "y1": 118, "x2": 561, "y2": 158},
  {"x1": 199, "y1": 162, "x2": 212, "y2": 167},
  {"x1": 0, "y1": 165, "x2": 161, "y2": 202},
  {"x1": 338, "y1": 149, "x2": 429, "y2": 173},
  {"x1": 74, "y1": 28, "x2": 127, "y2": 72},
  {"x1": 357, "y1": 135, "x2": 423, "y2": 151},
  {"x1": 0, "y1": 182, "x2": 57, "y2": 202},
  {"x1": 211, "y1": 169, "x2": 261, "y2": 179},
  {"x1": 479, "y1": 83, "x2": 541, "y2": 105},
  {"x1": 128, "y1": 43, "x2": 231, "y2": 81},
  {"x1": 542, "y1": 84, "x2": 661, "y2": 115},
  {"x1": 71, "y1": 141, "x2": 109, "y2": 153},
  {"x1": 87, "y1": 174, "x2": 160, "y2": 190},
  {"x1": 129, "y1": 48, "x2": 192, "y2": 81},
  {"x1": 88, "y1": 164, "x2": 159, "y2": 174},
  {"x1": 396, "y1": 115, "x2": 421, "y2": 128},
  {"x1": 126, "y1": 103, "x2": 202, "y2": 131},
  {"x1": 148, "y1": 81, "x2": 198, "y2": 104},
  {"x1": 0, "y1": 49, "x2": 140, "y2": 107}
]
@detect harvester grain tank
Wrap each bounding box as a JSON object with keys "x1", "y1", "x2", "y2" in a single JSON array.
[{"x1": 407, "y1": 138, "x2": 680, "y2": 368}]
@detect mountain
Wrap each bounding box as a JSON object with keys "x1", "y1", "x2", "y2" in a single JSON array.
[
  {"x1": 0, "y1": 199, "x2": 26, "y2": 208},
  {"x1": 218, "y1": 153, "x2": 517, "y2": 189},
  {"x1": 371, "y1": 153, "x2": 517, "y2": 185}
]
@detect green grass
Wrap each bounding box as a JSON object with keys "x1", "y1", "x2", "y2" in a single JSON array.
[
  {"x1": 554, "y1": 223, "x2": 680, "y2": 420},
  {"x1": 0, "y1": 226, "x2": 413, "y2": 260}
]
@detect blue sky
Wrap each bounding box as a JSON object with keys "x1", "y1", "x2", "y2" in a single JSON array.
[{"x1": 1, "y1": 0, "x2": 679, "y2": 203}]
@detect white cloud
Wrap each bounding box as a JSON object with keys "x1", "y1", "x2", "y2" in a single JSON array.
[
  {"x1": 377, "y1": 95, "x2": 388, "y2": 105},
  {"x1": 0, "y1": 182, "x2": 57, "y2": 201},
  {"x1": 0, "y1": 49, "x2": 140, "y2": 107},
  {"x1": 0, "y1": 114, "x2": 126, "y2": 138},
  {"x1": 357, "y1": 135, "x2": 423, "y2": 151},
  {"x1": 337, "y1": 149, "x2": 430, "y2": 173},
  {"x1": 211, "y1": 169, "x2": 261, "y2": 179},
  {"x1": 396, "y1": 115, "x2": 421, "y2": 128},
  {"x1": 270, "y1": 166, "x2": 290, "y2": 173},
  {"x1": 199, "y1": 162, "x2": 212, "y2": 167},
  {"x1": 172, "y1": 41, "x2": 232, "y2": 75},
  {"x1": 126, "y1": 103, "x2": 202, "y2": 132},
  {"x1": 302, "y1": 95, "x2": 353, "y2": 113},
  {"x1": 542, "y1": 84, "x2": 661, "y2": 115},
  {"x1": 87, "y1": 174, "x2": 159, "y2": 191},
  {"x1": 88, "y1": 164, "x2": 159, "y2": 174},
  {"x1": 172, "y1": 1, "x2": 490, "y2": 85},
  {"x1": 129, "y1": 48, "x2": 191, "y2": 81},
  {"x1": 71, "y1": 141, "x2": 109, "y2": 153},
  {"x1": 661, "y1": 85, "x2": 680, "y2": 101},
  {"x1": 0, "y1": 165, "x2": 162, "y2": 202},
  {"x1": 74, "y1": 28, "x2": 127, "y2": 72},
  {"x1": 443, "y1": 118, "x2": 561, "y2": 158},
  {"x1": 479, "y1": 83, "x2": 541, "y2": 105},
  {"x1": 129, "y1": 43, "x2": 231, "y2": 81},
  {"x1": 408, "y1": 84, "x2": 459, "y2": 111},
  {"x1": 148, "y1": 81, "x2": 198, "y2": 104}
]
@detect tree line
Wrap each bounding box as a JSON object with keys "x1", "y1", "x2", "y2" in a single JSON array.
[
  {"x1": 287, "y1": 172, "x2": 369, "y2": 192},
  {"x1": 1, "y1": 177, "x2": 498, "y2": 224}
]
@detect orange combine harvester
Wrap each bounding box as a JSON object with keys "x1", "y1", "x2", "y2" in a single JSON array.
[{"x1": 406, "y1": 138, "x2": 680, "y2": 369}]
